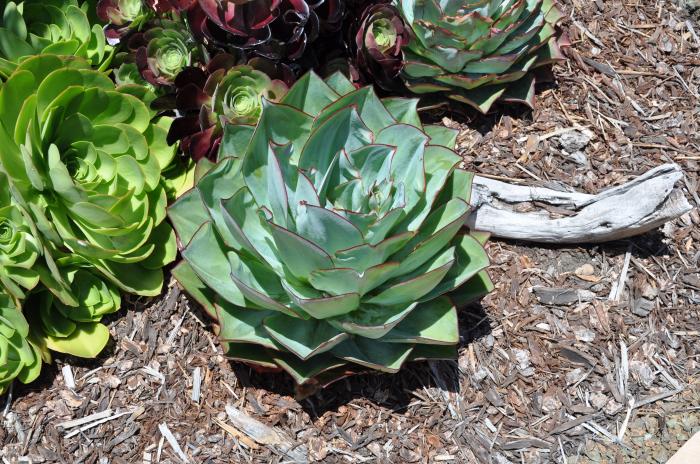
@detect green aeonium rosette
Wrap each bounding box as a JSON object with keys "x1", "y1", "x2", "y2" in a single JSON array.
[
  {"x1": 0, "y1": 54, "x2": 177, "y2": 299},
  {"x1": 0, "y1": 293, "x2": 41, "y2": 394},
  {"x1": 0, "y1": 0, "x2": 113, "y2": 78}
]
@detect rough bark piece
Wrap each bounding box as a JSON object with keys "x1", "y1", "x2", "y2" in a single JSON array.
[
  {"x1": 467, "y1": 164, "x2": 692, "y2": 243},
  {"x1": 225, "y1": 405, "x2": 308, "y2": 462}
]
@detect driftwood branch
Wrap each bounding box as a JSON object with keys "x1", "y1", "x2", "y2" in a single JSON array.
[{"x1": 467, "y1": 164, "x2": 692, "y2": 243}]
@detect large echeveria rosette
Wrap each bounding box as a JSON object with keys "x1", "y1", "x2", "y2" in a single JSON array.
[
  {"x1": 169, "y1": 71, "x2": 493, "y2": 395},
  {"x1": 0, "y1": 0, "x2": 113, "y2": 78},
  {"x1": 0, "y1": 55, "x2": 177, "y2": 300},
  {"x1": 395, "y1": 0, "x2": 567, "y2": 113}
]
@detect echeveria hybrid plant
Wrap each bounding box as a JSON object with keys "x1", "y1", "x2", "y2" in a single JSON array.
[
  {"x1": 167, "y1": 57, "x2": 288, "y2": 160},
  {"x1": 395, "y1": 0, "x2": 566, "y2": 112},
  {"x1": 0, "y1": 294, "x2": 41, "y2": 394},
  {"x1": 0, "y1": 55, "x2": 177, "y2": 298},
  {"x1": 169, "y1": 71, "x2": 492, "y2": 395},
  {"x1": 0, "y1": 0, "x2": 113, "y2": 78}
]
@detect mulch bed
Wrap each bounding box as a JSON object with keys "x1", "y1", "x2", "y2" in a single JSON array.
[{"x1": 2, "y1": 0, "x2": 699, "y2": 462}]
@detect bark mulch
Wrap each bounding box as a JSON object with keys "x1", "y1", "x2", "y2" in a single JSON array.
[{"x1": 2, "y1": 0, "x2": 699, "y2": 462}]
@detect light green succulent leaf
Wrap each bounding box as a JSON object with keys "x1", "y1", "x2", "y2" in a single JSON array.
[
  {"x1": 171, "y1": 261, "x2": 217, "y2": 319},
  {"x1": 43, "y1": 321, "x2": 110, "y2": 358},
  {"x1": 168, "y1": 188, "x2": 210, "y2": 247},
  {"x1": 267, "y1": 221, "x2": 332, "y2": 281},
  {"x1": 219, "y1": 123, "x2": 256, "y2": 160},
  {"x1": 216, "y1": 302, "x2": 279, "y2": 349},
  {"x1": 420, "y1": 234, "x2": 490, "y2": 301},
  {"x1": 323, "y1": 71, "x2": 355, "y2": 96},
  {"x1": 281, "y1": 71, "x2": 340, "y2": 116},
  {"x1": 281, "y1": 279, "x2": 359, "y2": 319},
  {"x1": 382, "y1": 296, "x2": 458, "y2": 344},
  {"x1": 329, "y1": 302, "x2": 417, "y2": 339},
  {"x1": 368, "y1": 246, "x2": 456, "y2": 306},
  {"x1": 183, "y1": 222, "x2": 245, "y2": 307},
  {"x1": 221, "y1": 190, "x2": 283, "y2": 273},
  {"x1": 332, "y1": 338, "x2": 413, "y2": 373},
  {"x1": 449, "y1": 270, "x2": 495, "y2": 307},
  {"x1": 381, "y1": 98, "x2": 422, "y2": 127},
  {"x1": 264, "y1": 314, "x2": 348, "y2": 360}
]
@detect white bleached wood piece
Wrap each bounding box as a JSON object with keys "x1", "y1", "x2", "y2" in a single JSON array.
[{"x1": 467, "y1": 164, "x2": 692, "y2": 243}]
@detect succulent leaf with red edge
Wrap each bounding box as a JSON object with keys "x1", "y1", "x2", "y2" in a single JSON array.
[
  {"x1": 395, "y1": 0, "x2": 567, "y2": 113},
  {"x1": 167, "y1": 56, "x2": 288, "y2": 161},
  {"x1": 352, "y1": 4, "x2": 409, "y2": 91}
]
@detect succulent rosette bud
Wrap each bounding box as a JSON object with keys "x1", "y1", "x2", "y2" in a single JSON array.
[
  {"x1": 97, "y1": 0, "x2": 150, "y2": 42},
  {"x1": 131, "y1": 22, "x2": 197, "y2": 86},
  {"x1": 32, "y1": 267, "x2": 120, "y2": 358},
  {"x1": 167, "y1": 57, "x2": 288, "y2": 161},
  {"x1": 0, "y1": 294, "x2": 41, "y2": 394},
  {"x1": 395, "y1": 0, "x2": 567, "y2": 113},
  {"x1": 0, "y1": 0, "x2": 113, "y2": 78},
  {"x1": 169, "y1": 71, "x2": 493, "y2": 395},
  {"x1": 0, "y1": 55, "x2": 177, "y2": 298},
  {"x1": 0, "y1": 201, "x2": 41, "y2": 303},
  {"x1": 352, "y1": 4, "x2": 408, "y2": 90}
]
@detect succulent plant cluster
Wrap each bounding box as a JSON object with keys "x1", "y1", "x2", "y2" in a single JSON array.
[
  {"x1": 0, "y1": 0, "x2": 569, "y2": 393},
  {"x1": 0, "y1": 54, "x2": 176, "y2": 392}
]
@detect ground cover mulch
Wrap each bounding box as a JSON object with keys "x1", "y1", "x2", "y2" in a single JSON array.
[{"x1": 2, "y1": 0, "x2": 699, "y2": 462}]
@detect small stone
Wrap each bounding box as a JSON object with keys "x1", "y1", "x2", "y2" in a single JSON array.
[
  {"x1": 575, "y1": 264, "x2": 595, "y2": 276},
  {"x1": 512, "y1": 348, "x2": 531, "y2": 371},
  {"x1": 559, "y1": 130, "x2": 593, "y2": 152},
  {"x1": 574, "y1": 327, "x2": 596, "y2": 343},
  {"x1": 629, "y1": 360, "x2": 655, "y2": 388},
  {"x1": 541, "y1": 392, "x2": 562, "y2": 413},
  {"x1": 472, "y1": 367, "x2": 489, "y2": 383},
  {"x1": 604, "y1": 398, "x2": 623, "y2": 415},
  {"x1": 566, "y1": 368, "x2": 585, "y2": 385},
  {"x1": 591, "y1": 392, "x2": 609, "y2": 410},
  {"x1": 632, "y1": 298, "x2": 654, "y2": 317},
  {"x1": 641, "y1": 283, "x2": 659, "y2": 300}
]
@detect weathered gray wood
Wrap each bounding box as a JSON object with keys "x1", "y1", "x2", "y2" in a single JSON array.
[{"x1": 467, "y1": 164, "x2": 692, "y2": 243}]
